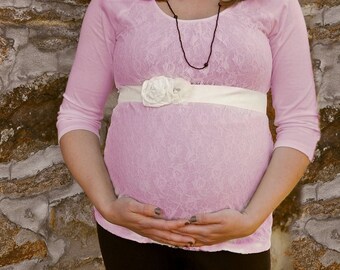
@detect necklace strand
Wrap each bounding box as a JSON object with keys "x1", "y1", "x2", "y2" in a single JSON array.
[{"x1": 165, "y1": 0, "x2": 222, "y2": 70}]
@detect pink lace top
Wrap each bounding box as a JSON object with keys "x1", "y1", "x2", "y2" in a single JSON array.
[{"x1": 57, "y1": 0, "x2": 320, "y2": 253}]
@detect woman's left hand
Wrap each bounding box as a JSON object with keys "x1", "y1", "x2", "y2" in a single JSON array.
[{"x1": 172, "y1": 209, "x2": 258, "y2": 247}]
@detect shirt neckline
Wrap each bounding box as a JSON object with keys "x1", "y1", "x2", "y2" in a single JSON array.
[{"x1": 151, "y1": 0, "x2": 232, "y2": 23}]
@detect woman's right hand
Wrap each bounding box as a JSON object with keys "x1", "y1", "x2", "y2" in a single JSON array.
[{"x1": 101, "y1": 196, "x2": 195, "y2": 248}]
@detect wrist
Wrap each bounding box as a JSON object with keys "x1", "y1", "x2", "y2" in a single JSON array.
[
  {"x1": 96, "y1": 197, "x2": 118, "y2": 221},
  {"x1": 241, "y1": 208, "x2": 264, "y2": 235}
]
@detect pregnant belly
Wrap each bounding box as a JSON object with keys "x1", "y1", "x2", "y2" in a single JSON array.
[{"x1": 104, "y1": 102, "x2": 273, "y2": 219}]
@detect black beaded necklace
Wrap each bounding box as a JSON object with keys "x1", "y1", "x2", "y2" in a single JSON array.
[{"x1": 165, "y1": 0, "x2": 222, "y2": 70}]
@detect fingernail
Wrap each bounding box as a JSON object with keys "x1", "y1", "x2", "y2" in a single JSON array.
[
  {"x1": 154, "y1": 207, "x2": 162, "y2": 216},
  {"x1": 189, "y1": 216, "x2": 197, "y2": 223}
]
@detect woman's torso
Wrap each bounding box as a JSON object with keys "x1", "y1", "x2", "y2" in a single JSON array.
[{"x1": 98, "y1": 0, "x2": 276, "y2": 253}]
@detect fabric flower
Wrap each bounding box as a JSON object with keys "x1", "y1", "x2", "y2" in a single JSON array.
[{"x1": 141, "y1": 76, "x2": 192, "y2": 107}]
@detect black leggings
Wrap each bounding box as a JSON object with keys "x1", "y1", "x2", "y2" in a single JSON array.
[{"x1": 97, "y1": 224, "x2": 271, "y2": 270}]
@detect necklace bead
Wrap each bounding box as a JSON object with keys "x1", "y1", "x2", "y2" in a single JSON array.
[{"x1": 165, "y1": 1, "x2": 222, "y2": 70}]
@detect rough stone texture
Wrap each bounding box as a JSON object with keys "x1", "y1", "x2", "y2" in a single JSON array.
[
  {"x1": 318, "y1": 174, "x2": 340, "y2": 200},
  {"x1": 0, "y1": 215, "x2": 47, "y2": 267},
  {"x1": 305, "y1": 219, "x2": 340, "y2": 252},
  {"x1": 300, "y1": 174, "x2": 340, "y2": 204},
  {"x1": 300, "y1": 182, "x2": 318, "y2": 204},
  {"x1": 0, "y1": 0, "x2": 339, "y2": 269},
  {"x1": 0, "y1": 163, "x2": 10, "y2": 181},
  {"x1": 278, "y1": 2, "x2": 340, "y2": 266},
  {"x1": 0, "y1": 75, "x2": 68, "y2": 163},
  {"x1": 48, "y1": 194, "x2": 103, "y2": 268},
  {"x1": 10, "y1": 146, "x2": 63, "y2": 180},
  {"x1": 320, "y1": 250, "x2": 340, "y2": 267},
  {"x1": 0, "y1": 259, "x2": 43, "y2": 270},
  {"x1": 291, "y1": 236, "x2": 332, "y2": 270},
  {"x1": 0, "y1": 163, "x2": 73, "y2": 199},
  {"x1": 0, "y1": 196, "x2": 49, "y2": 234}
]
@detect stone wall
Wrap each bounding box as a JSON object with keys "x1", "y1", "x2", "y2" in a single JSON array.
[{"x1": 0, "y1": 0, "x2": 339, "y2": 269}]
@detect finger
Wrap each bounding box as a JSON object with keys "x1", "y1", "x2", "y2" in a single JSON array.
[
  {"x1": 188, "y1": 211, "x2": 223, "y2": 225},
  {"x1": 179, "y1": 234, "x2": 219, "y2": 247},
  {"x1": 173, "y1": 224, "x2": 219, "y2": 237},
  {"x1": 140, "y1": 217, "x2": 188, "y2": 230},
  {"x1": 153, "y1": 238, "x2": 191, "y2": 248},
  {"x1": 143, "y1": 229, "x2": 195, "y2": 247},
  {"x1": 129, "y1": 200, "x2": 164, "y2": 218},
  {"x1": 192, "y1": 234, "x2": 233, "y2": 247},
  {"x1": 155, "y1": 230, "x2": 195, "y2": 245}
]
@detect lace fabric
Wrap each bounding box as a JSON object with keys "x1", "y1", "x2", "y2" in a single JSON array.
[
  {"x1": 102, "y1": 102, "x2": 273, "y2": 252},
  {"x1": 56, "y1": 0, "x2": 321, "y2": 253},
  {"x1": 112, "y1": 0, "x2": 272, "y2": 92}
]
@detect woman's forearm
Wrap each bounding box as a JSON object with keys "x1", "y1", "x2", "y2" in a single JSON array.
[
  {"x1": 60, "y1": 130, "x2": 117, "y2": 216},
  {"x1": 244, "y1": 146, "x2": 310, "y2": 231}
]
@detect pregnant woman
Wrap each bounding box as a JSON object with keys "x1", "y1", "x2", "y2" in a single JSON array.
[{"x1": 57, "y1": 0, "x2": 320, "y2": 269}]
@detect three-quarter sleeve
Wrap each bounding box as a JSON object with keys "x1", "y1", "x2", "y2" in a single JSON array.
[
  {"x1": 56, "y1": 0, "x2": 115, "y2": 142},
  {"x1": 269, "y1": 0, "x2": 321, "y2": 161}
]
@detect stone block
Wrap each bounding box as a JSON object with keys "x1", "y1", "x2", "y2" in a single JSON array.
[
  {"x1": 0, "y1": 214, "x2": 19, "y2": 259},
  {"x1": 302, "y1": 107, "x2": 340, "y2": 185},
  {"x1": 0, "y1": 1, "x2": 14, "y2": 8},
  {"x1": 49, "y1": 181, "x2": 83, "y2": 205},
  {"x1": 5, "y1": 27, "x2": 29, "y2": 50},
  {"x1": 30, "y1": 0, "x2": 87, "y2": 17},
  {"x1": 305, "y1": 218, "x2": 340, "y2": 252},
  {"x1": 0, "y1": 75, "x2": 67, "y2": 162},
  {"x1": 43, "y1": 146, "x2": 63, "y2": 165},
  {"x1": 312, "y1": 43, "x2": 340, "y2": 108},
  {"x1": 13, "y1": 0, "x2": 32, "y2": 8},
  {"x1": 48, "y1": 194, "x2": 101, "y2": 265},
  {"x1": 320, "y1": 249, "x2": 340, "y2": 267},
  {"x1": 0, "y1": 164, "x2": 72, "y2": 199},
  {"x1": 0, "y1": 215, "x2": 47, "y2": 267},
  {"x1": 300, "y1": 183, "x2": 318, "y2": 204},
  {"x1": 14, "y1": 229, "x2": 41, "y2": 246},
  {"x1": 301, "y1": 198, "x2": 340, "y2": 217},
  {"x1": 48, "y1": 257, "x2": 104, "y2": 270},
  {"x1": 0, "y1": 259, "x2": 44, "y2": 270},
  {"x1": 324, "y1": 5, "x2": 340, "y2": 26},
  {"x1": 302, "y1": 4, "x2": 323, "y2": 27},
  {"x1": 291, "y1": 236, "x2": 327, "y2": 270},
  {"x1": 46, "y1": 238, "x2": 66, "y2": 264},
  {"x1": 0, "y1": 163, "x2": 11, "y2": 181},
  {"x1": 317, "y1": 174, "x2": 340, "y2": 201},
  {"x1": 11, "y1": 151, "x2": 49, "y2": 180},
  {"x1": 11, "y1": 146, "x2": 63, "y2": 180},
  {"x1": 0, "y1": 195, "x2": 48, "y2": 233},
  {"x1": 49, "y1": 194, "x2": 96, "y2": 236},
  {"x1": 9, "y1": 44, "x2": 58, "y2": 90}
]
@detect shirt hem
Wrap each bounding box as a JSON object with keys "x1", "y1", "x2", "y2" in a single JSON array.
[{"x1": 94, "y1": 207, "x2": 272, "y2": 254}]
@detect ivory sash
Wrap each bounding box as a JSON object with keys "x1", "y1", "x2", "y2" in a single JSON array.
[{"x1": 118, "y1": 76, "x2": 267, "y2": 114}]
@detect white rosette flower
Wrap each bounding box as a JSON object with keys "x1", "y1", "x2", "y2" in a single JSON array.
[
  {"x1": 141, "y1": 76, "x2": 173, "y2": 107},
  {"x1": 141, "y1": 76, "x2": 192, "y2": 107}
]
